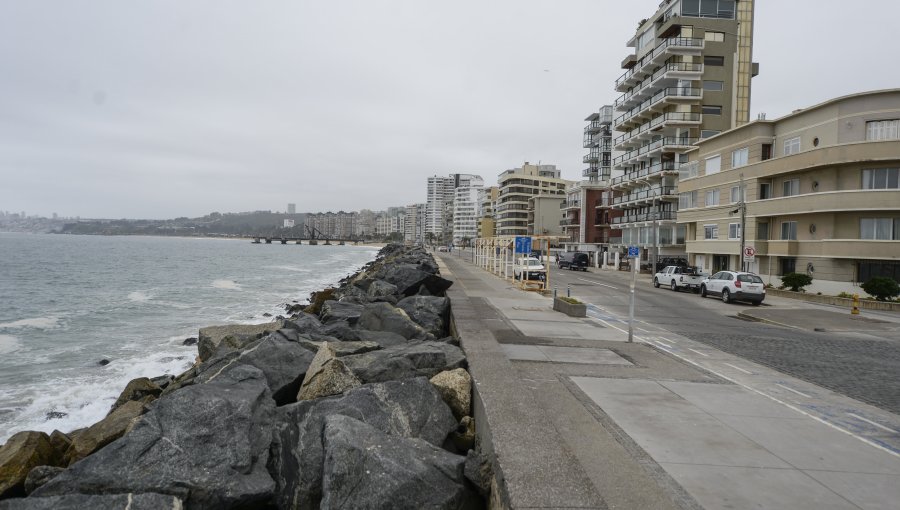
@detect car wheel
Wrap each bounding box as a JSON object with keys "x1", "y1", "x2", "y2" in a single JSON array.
[
  {"x1": 670, "y1": 281, "x2": 678, "y2": 292},
  {"x1": 722, "y1": 289, "x2": 731, "y2": 304},
  {"x1": 751, "y1": 301, "x2": 761, "y2": 306},
  {"x1": 700, "y1": 285, "x2": 707, "y2": 298},
  {"x1": 653, "y1": 278, "x2": 660, "y2": 288}
]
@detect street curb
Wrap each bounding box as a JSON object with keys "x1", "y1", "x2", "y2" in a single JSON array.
[{"x1": 736, "y1": 311, "x2": 805, "y2": 330}]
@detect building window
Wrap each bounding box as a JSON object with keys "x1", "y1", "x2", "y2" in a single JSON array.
[
  {"x1": 701, "y1": 129, "x2": 721, "y2": 138},
  {"x1": 704, "y1": 224, "x2": 719, "y2": 240},
  {"x1": 682, "y1": 0, "x2": 736, "y2": 19},
  {"x1": 728, "y1": 223, "x2": 741, "y2": 239},
  {"x1": 676, "y1": 225, "x2": 686, "y2": 244},
  {"x1": 703, "y1": 80, "x2": 724, "y2": 90},
  {"x1": 858, "y1": 261, "x2": 900, "y2": 283},
  {"x1": 705, "y1": 155, "x2": 721, "y2": 175},
  {"x1": 784, "y1": 136, "x2": 801, "y2": 156},
  {"x1": 866, "y1": 120, "x2": 900, "y2": 141},
  {"x1": 781, "y1": 257, "x2": 797, "y2": 275},
  {"x1": 703, "y1": 105, "x2": 723, "y2": 115},
  {"x1": 757, "y1": 222, "x2": 769, "y2": 240},
  {"x1": 781, "y1": 221, "x2": 797, "y2": 240},
  {"x1": 678, "y1": 190, "x2": 698, "y2": 209},
  {"x1": 759, "y1": 182, "x2": 772, "y2": 199},
  {"x1": 705, "y1": 189, "x2": 720, "y2": 206},
  {"x1": 704, "y1": 31, "x2": 725, "y2": 42},
  {"x1": 761, "y1": 144, "x2": 773, "y2": 161},
  {"x1": 783, "y1": 178, "x2": 800, "y2": 197},
  {"x1": 703, "y1": 55, "x2": 725, "y2": 66},
  {"x1": 730, "y1": 186, "x2": 744, "y2": 203},
  {"x1": 862, "y1": 168, "x2": 900, "y2": 189},
  {"x1": 860, "y1": 218, "x2": 897, "y2": 240},
  {"x1": 731, "y1": 147, "x2": 749, "y2": 168}
]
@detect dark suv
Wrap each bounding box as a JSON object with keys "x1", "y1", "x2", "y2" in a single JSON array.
[{"x1": 557, "y1": 252, "x2": 589, "y2": 271}]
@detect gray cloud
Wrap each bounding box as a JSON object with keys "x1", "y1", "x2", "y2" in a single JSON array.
[{"x1": 1, "y1": 0, "x2": 898, "y2": 219}]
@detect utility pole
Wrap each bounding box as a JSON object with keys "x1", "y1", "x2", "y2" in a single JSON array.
[
  {"x1": 651, "y1": 190, "x2": 658, "y2": 275},
  {"x1": 739, "y1": 173, "x2": 746, "y2": 272}
]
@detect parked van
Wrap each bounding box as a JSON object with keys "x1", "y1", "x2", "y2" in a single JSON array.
[{"x1": 557, "y1": 252, "x2": 590, "y2": 271}]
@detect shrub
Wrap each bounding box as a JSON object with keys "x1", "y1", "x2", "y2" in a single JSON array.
[
  {"x1": 837, "y1": 292, "x2": 854, "y2": 299},
  {"x1": 558, "y1": 296, "x2": 582, "y2": 305},
  {"x1": 781, "y1": 272, "x2": 813, "y2": 292},
  {"x1": 861, "y1": 277, "x2": 900, "y2": 302}
]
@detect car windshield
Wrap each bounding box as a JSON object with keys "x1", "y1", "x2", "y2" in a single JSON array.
[
  {"x1": 525, "y1": 259, "x2": 542, "y2": 266},
  {"x1": 738, "y1": 274, "x2": 764, "y2": 283}
]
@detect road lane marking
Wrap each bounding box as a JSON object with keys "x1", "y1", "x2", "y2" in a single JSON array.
[
  {"x1": 687, "y1": 348, "x2": 710, "y2": 357},
  {"x1": 574, "y1": 277, "x2": 618, "y2": 290},
  {"x1": 776, "y1": 383, "x2": 812, "y2": 398},
  {"x1": 847, "y1": 413, "x2": 898, "y2": 434},
  {"x1": 656, "y1": 341, "x2": 673, "y2": 348},
  {"x1": 724, "y1": 363, "x2": 754, "y2": 375}
]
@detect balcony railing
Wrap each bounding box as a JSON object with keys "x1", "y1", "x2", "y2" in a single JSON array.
[
  {"x1": 614, "y1": 86, "x2": 703, "y2": 130},
  {"x1": 614, "y1": 60, "x2": 704, "y2": 112},
  {"x1": 595, "y1": 196, "x2": 612, "y2": 208},
  {"x1": 560, "y1": 200, "x2": 581, "y2": 209},
  {"x1": 583, "y1": 151, "x2": 600, "y2": 163},
  {"x1": 614, "y1": 37, "x2": 705, "y2": 89},
  {"x1": 611, "y1": 211, "x2": 677, "y2": 224},
  {"x1": 560, "y1": 219, "x2": 580, "y2": 227},
  {"x1": 612, "y1": 137, "x2": 698, "y2": 167},
  {"x1": 611, "y1": 161, "x2": 680, "y2": 186},
  {"x1": 614, "y1": 112, "x2": 702, "y2": 147},
  {"x1": 612, "y1": 186, "x2": 678, "y2": 206}
]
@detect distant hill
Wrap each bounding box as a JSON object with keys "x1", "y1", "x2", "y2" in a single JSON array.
[{"x1": 57, "y1": 211, "x2": 308, "y2": 237}]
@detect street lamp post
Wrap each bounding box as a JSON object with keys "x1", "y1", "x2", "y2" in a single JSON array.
[{"x1": 651, "y1": 189, "x2": 658, "y2": 275}]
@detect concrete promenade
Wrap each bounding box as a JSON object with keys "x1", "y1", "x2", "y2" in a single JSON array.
[{"x1": 437, "y1": 252, "x2": 900, "y2": 510}]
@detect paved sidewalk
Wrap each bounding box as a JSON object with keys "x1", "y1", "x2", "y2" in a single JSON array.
[{"x1": 438, "y1": 252, "x2": 900, "y2": 510}]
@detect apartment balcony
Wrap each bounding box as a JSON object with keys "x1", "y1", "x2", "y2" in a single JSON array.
[
  {"x1": 560, "y1": 219, "x2": 580, "y2": 228},
  {"x1": 583, "y1": 150, "x2": 601, "y2": 164},
  {"x1": 611, "y1": 211, "x2": 677, "y2": 225},
  {"x1": 614, "y1": 38, "x2": 705, "y2": 92},
  {"x1": 614, "y1": 87, "x2": 703, "y2": 131},
  {"x1": 614, "y1": 61, "x2": 704, "y2": 114},
  {"x1": 612, "y1": 162, "x2": 680, "y2": 189},
  {"x1": 560, "y1": 200, "x2": 581, "y2": 210},
  {"x1": 612, "y1": 137, "x2": 697, "y2": 170},
  {"x1": 614, "y1": 112, "x2": 702, "y2": 149},
  {"x1": 595, "y1": 196, "x2": 613, "y2": 209},
  {"x1": 612, "y1": 186, "x2": 678, "y2": 208}
]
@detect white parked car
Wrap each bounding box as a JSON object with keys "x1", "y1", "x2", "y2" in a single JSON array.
[
  {"x1": 513, "y1": 257, "x2": 546, "y2": 281},
  {"x1": 700, "y1": 271, "x2": 766, "y2": 305}
]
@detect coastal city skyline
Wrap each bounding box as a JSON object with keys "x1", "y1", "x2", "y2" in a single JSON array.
[{"x1": 2, "y1": 0, "x2": 900, "y2": 219}]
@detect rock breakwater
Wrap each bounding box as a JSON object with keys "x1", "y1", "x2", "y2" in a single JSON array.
[{"x1": 0, "y1": 244, "x2": 488, "y2": 509}]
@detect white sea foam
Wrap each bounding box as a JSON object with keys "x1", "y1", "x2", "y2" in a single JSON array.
[
  {"x1": 0, "y1": 335, "x2": 21, "y2": 354},
  {"x1": 0, "y1": 317, "x2": 61, "y2": 330},
  {"x1": 127, "y1": 291, "x2": 152, "y2": 302},
  {"x1": 263, "y1": 265, "x2": 312, "y2": 273},
  {"x1": 211, "y1": 279, "x2": 242, "y2": 290}
]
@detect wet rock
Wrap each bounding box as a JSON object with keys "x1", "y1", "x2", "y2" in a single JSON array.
[
  {"x1": 24, "y1": 465, "x2": 65, "y2": 494},
  {"x1": 34, "y1": 366, "x2": 276, "y2": 509},
  {"x1": 429, "y1": 368, "x2": 472, "y2": 419},
  {"x1": 149, "y1": 375, "x2": 174, "y2": 390},
  {"x1": 283, "y1": 312, "x2": 323, "y2": 335},
  {"x1": 297, "y1": 343, "x2": 361, "y2": 401},
  {"x1": 357, "y1": 302, "x2": 432, "y2": 341},
  {"x1": 0, "y1": 431, "x2": 56, "y2": 498},
  {"x1": 64, "y1": 400, "x2": 146, "y2": 466},
  {"x1": 44, "y1": 411, "x2": 67, "y2": 421},
  {"x1": 397, "y1": 295, "x2": 451, "y2": 337},
  {"x1": 197, "y1": 320, "x2": 284, "y2": 361},
  {"x1": 320, "y1": 415, "x2": 479, "y2": 510},
  {"x1": 262, "y1": 312, "x2": 272, "y2": 317},
  {"x1": 342, "y1": 341, "x2": 466, "y2": 384},
  {"x1": 110, "y1": 377, "x2": 161, "y2": 413},
  {"x1": 47, "y1": 431, "x2": 71, "y2": 463},
  {"x1": 182, "y1": 337, "x2": 198, "y2": 346},
  {"x1": 268, "y1": 377, "x2": 457, "y2": 510},
  {"x1": 194, "y1": 334, "x2": 315, "y2": 407},
  {"x1": 97, "y1": 359, "x2": 110, "y2": 366},
  {"x1": 0, "y1": 492, "x2": 183, "y2": 509}
]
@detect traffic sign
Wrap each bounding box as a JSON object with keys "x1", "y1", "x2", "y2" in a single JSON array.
[
  {"x1": 515, "y1": 236, "x2": 532, "y2": 254},
  {"x1": 627, "y1": 246, "x2": 640, "y2": 258},
  {"x1": 743, "y1": 246, "x2": 756, "y2": 262}
]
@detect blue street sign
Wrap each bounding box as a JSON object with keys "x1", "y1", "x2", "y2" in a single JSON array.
[
  {"x1": 627, "y1": 246, "x2": 640, "y2": 258},
  {"x1": 515, "y1": 236, "x2": 532, "y2": 254}
]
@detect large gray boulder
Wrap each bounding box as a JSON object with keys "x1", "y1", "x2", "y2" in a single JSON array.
[
  {"x1": 296, "y1": 343, "x2": 361, "y2": 401},
  {"x1": 268, "y1": 377, "x2": 457, "y2": 510},
  {"x1": 283, "y1": 313, "x2": 323, "y2": 335},
  {"x1": 342, "y1": 341, "x2": 467, "y2": 384},
  {"x1": 357, "y1": 302, "x2": 432, "y2": 341},
  {"x1": 0, "y1": 493, "x2": 183, "y2": 510},
  {"x1": 397, "y1": 296, "x2": 451, "y2": 338},
  {"x1": 197, "y1": 321, "x2": 284, "y2": 361},
  {"x1": 64, "y1": 400, "x2": 146, "y2": 466},
  {"x1": 297, "y1": 339, "x2": 381, "y2": 357},
  {"x1": 367, "y1": 279, "x2": 398, "y2": 300},
  {"x1": 378, "y1": 264, "x2": 453, "y2": 297},
  {"x1": 320, "y1": 415, "x2": 479, "y2": 510},
  {"x1": 109, "y1": 377, "x2": 161, "y2": 413},
  {"x1": 319, "y1": 301, "x2": 364, "y2": 326},
  {"x1": 354, "y1": 329, "x2": 409, "y2": 348},
  {"x1": 430, "y1": 368, "x2": 472, "y2": 420},
  {"x1": 34, "y1": 365, "x2": 276, "y2": 509},
  {"x1": 0, "y1": 431, "x2": 57, "y2": 498},
  {"x1": 194, "y1": 334, "x2": 315, "y2": 406},
  {"x1": 24, "y1": 466, "x2": 65, "y2": 495}
]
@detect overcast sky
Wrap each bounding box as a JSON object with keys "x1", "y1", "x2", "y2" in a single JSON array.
[{"x1": 2, "y1": 1, "x2": 898, "y2": 219}]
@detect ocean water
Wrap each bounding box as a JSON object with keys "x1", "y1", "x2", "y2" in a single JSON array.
[{"x1": 0, "y1": 232, "x2": 378, "y2": 442}]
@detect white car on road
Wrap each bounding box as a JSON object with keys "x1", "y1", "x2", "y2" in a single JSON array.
[
  {"x1": 699, "y1": 271, "x2": 766, "y2": 305},
  {"x1": 513, "y1": 257, "x2": 546, "y2": 281}
]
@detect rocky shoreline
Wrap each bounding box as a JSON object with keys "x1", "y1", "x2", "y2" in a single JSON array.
[{"x1": 0, "y1": 244, "x2": 489, "y2": 509}]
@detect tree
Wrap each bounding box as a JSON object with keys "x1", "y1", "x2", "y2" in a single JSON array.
[
  {"x1": 781, "y1": 272, "x2": 813, "y2": 292},
  {"x1": 425, "y1": 232, "x2": 435, "y2": 247},
  {"x1": 861, "y1": 277, "x2": 900, "y2": 301}
]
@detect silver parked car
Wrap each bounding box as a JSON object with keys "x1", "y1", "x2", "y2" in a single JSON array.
[{"x1": 699, "y1": 271, "x2": 766, "y2": 305}]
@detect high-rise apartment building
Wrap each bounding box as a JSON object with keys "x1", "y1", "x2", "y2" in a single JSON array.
[
  {"x1": 405, "y1": 203, "x2": 426, "y2": 244},
  {"x1": 496, "y1": 162, "x2": 569, "y2": 237},
  {"x1": 610, "y1": 0, "x2": 756, "y2": 265},
  {"x1": 452, "y1": 175, "x2": 484, "y2": 244},
  {"x1": 477, "y1": 186, "x2": 499, "y2": 239},
  {"x1": 425, "y1": 174, "x2": 482, "y2": 243},
  {"x1": 304, "y1": 211, "x2": 357, "y2": 239},
  {"x1": 287, "y1": 203, "x2": 296, "y2": 214}
]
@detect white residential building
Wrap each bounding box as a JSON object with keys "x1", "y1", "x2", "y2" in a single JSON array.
[{"x1": 452, "y1": 175, "x2": 484, "y2": 244}]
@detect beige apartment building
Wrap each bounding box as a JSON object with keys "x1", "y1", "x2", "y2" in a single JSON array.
[
  {"x1": 611, "y1": 0, "x2": 756, "y2": 266},
  {"x1": 495, "y1": 162, "x2": 569, "y2": 237},
  {"x1": 677, "y1": 89, "x2": 900, "y2": 294},
  {"x1": 477, "y1": 186, "x2": 499, "y2": 239}
]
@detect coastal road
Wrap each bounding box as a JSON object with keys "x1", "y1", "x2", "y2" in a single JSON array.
[{"x1": 547, "y1": 264, "x2": 900, "y2": 416}]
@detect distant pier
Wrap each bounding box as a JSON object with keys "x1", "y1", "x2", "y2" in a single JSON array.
[{"x1": 250, "y1": 237, "x2": 354, "y2": 245}]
